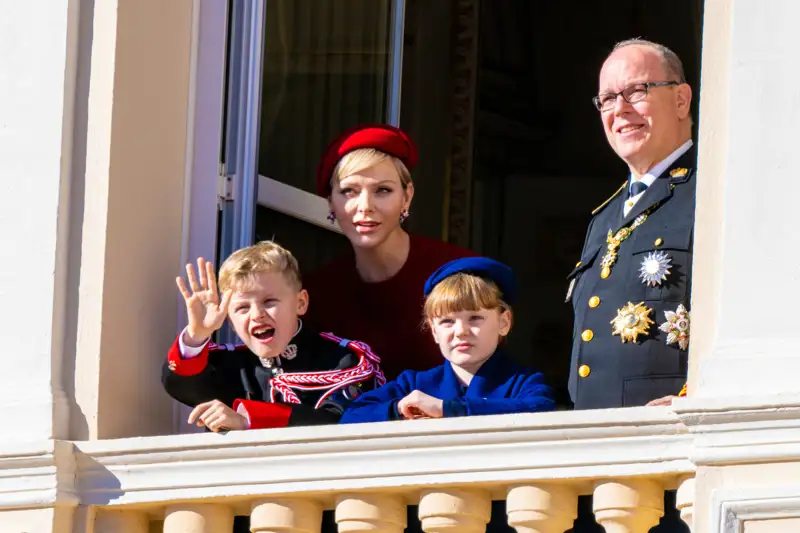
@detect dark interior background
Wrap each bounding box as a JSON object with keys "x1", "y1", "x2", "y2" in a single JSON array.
[{"x1": 253, "y1": 0, "x2": 704, "y2": 406}]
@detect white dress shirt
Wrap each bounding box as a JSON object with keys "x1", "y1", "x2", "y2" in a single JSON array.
[{"x1": 623, "y1": 139, "x2": 693, "y2": 217}]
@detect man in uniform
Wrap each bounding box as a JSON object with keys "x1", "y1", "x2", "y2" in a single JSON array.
[{"x1": 567, "y1": 39, "x2": 695, "y2": 410}]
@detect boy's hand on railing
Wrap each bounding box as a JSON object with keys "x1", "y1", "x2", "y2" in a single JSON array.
[
  {"x1": 398, "y1": 390, "x2": 444, "y2": 419},
  {"x1": 188, "y1": 399, "x2": 248, "y2": 432},
  {"x1": 176, "y1": 257, "x2": 233, "y2": 346}
]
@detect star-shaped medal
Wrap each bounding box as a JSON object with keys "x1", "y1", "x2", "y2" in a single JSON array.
[
  {"x1": 659, "y1": 304, "x2": 691, "y2": 350},
  {"x1": 639, "y1": 251, "x2": 672, "y2": 287},
  {"x1": 611, "y1": 302, "x2": 654, "y2": 343}
]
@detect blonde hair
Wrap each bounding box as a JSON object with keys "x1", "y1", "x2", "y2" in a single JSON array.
[
  {"x1": 423, "y1": 273, "x2": 511, "y2": 322},
  {"x1": 218, "y1": 241, "x2": 302, "y2": 292},
  {"x1": 332, "y1": 148, "x2": 412, "y2": 190}
]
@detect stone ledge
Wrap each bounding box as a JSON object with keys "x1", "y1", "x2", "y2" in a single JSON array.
[
  {"x1": 0, "y1": 440, "x2": 77, "y2": 510},
  {"x1": 674, "y1": 394, "x2": 800, "y2": 466},
  {"x1": 73, "y1": 407, "x2": 693, "y2": 507}
]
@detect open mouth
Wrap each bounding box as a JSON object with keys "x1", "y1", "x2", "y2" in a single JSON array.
[{"x1": 251, "y1": 325, "x2": 275, "y2": 341}]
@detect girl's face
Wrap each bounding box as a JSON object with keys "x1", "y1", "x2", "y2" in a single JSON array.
[
  {"x1": 329, "y1": 159, "x2": 413, "y2": 250},
  {"x1": 429, "y1": 307, "x2": 511, "y2": 374}
]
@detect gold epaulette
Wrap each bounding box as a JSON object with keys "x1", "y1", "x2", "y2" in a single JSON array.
[{"x1": 591, "y1": 181, "x2": 627, "y2": 215}]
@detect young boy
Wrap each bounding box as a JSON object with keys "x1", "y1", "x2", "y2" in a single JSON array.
[
  {"x1": 162, "y1": 241, "x2": 384, "y2": 432},
  {"x1": 339, "y1": 257, "x2": 555, "y2": 423}
]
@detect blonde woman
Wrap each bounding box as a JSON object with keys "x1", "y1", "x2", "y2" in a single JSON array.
[{"x1": 303, "y1": 124, "x2": 475, "y2": 380}]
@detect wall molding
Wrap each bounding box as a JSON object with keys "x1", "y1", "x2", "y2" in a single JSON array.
[
  {"x1": 710, "y1": 485, "x2": 800, "y2": 533},
  {"x1": 0, "y1": 440, "x2": 77, "y2": 510}
]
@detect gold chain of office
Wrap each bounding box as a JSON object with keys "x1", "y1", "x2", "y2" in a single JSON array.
[{"x1": 599, "y1": 202, "x2": 662, "y2": 279}]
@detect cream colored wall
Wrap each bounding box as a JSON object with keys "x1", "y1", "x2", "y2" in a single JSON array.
[
  {"x1": 745, "y1": 519, "x2": 800, "y2": 533},
  {"x1": 690, "y1": 0, "x2": 800, "y2": 399},
  {"x1": 695, "y1": 462, "x2": 800, "y2": 533},
  {"x1": 0, "y1": 0, "x2": 80, "y2": 443},
  {"x1": 687, "y1": 0, "x2": 730, "y2": 396},
  {"x1": 73, "y1": 0, "x2": 195, "y2": 440},
  {"x1": 2, "y1": 508, "x2": 74, "y2": 533}
]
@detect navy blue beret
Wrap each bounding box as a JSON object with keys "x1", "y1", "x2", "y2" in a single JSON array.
[{"x1": 423, "y1": 257, "x2": 517, "y2": 305}]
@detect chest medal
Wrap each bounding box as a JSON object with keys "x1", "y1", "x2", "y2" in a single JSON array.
[
  {"x1": 639, "y1": 251, "x2": 672, "y2": 286},
  {"x1": 659, "y1": 304, "x2": 691, "y2": 350},
  {"x1": 611, "y1": 302, "x2": 654, "y2": 343}
]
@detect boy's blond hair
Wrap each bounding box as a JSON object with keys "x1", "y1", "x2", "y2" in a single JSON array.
[
  {"x1": 332, "y1": 148, "x2": 412, "y2": 189},
  {"x1": 218, "y1": 241, "x2": 302, "y2": 292},
  {"x1": 423, "y1": 273, "x2": 511, "y2": 323}
]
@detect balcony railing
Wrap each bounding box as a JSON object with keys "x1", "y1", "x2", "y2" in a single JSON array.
[{"x1": 67, "y1": 407, "x2": 695, "y2": 533}]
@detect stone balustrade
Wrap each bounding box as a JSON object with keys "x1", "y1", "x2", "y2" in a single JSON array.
[{"x1": 68, "y1": 407, "x2": 696, "y2": 533}]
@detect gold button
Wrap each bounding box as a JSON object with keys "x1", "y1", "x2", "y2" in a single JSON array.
[
  {"x1": 575, "y1": 261, "x2": 582, "y2": 268},
  {"x1": 581, "y1": 329, "x2": 594, "y2": 342},
  {"x1": 627, "y1": 201, "x2": 633, "y2": 207},
  {"x1": 588, "y1": 296, "x2": 600, "y2": 308},
  {"x1": 654, "y1": 238, "x2": 663, "y2": 246},
  {"x1": 601, "y1": 266, "x2": 611, "y2": 279},
  {"x1": 578, "y1": 365, "x2": 591, "y2": 378}
]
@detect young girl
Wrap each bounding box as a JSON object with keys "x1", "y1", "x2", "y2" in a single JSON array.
[{"x1": 339, "y1": 257, "x2": 554, "y2": 423}]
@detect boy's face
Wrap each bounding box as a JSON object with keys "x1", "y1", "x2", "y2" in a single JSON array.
[
  {"x1": 227, "y1": 271, "x2": 309, "y2": 359},
  {"x1": 429, "y1": 308, "x2": 511, "y2": 374}
]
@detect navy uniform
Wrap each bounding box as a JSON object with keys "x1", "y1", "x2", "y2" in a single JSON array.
[
  {"x1": 162, "y1": 323, "x2": 384, "y2": 429},
  {"x1": 567, "y1": 145, "x2": 696, "y2": 409}
]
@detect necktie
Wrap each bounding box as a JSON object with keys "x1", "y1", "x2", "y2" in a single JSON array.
[{"x1": 629, "y1": 181, "x2": 648, "y2": 198}]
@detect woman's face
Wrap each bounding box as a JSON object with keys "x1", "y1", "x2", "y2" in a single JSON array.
[{"x1": 329, "y1": 158, "x2": 413, "y2": 250}]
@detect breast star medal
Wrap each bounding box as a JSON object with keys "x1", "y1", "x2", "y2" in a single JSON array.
[
  {"x1": 639, "y1": 251, "x2": 672, "y2": 286},
  {"x1": 659, "y1": 304, "x2": 690, "y2": 350},
  {"x1": 611, "y1": 302, "x2": 654, "y2": 343}
]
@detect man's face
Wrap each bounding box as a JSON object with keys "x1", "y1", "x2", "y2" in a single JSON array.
[{"x1": 598, "y1": 45, "x2": 691, "y2": 173}]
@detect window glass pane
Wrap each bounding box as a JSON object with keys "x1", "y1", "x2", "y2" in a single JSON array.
[{"x1": 258, "y1": 0, "x2": 394, "y2": 193}]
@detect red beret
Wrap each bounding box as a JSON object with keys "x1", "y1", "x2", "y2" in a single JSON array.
[{"x1": 315, "y1": 124, "x2": 418, "y2": 197}]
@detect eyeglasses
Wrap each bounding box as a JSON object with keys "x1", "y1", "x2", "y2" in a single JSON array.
[{"x1": 592, "y1": 81, "x2": 683, "y2": 112}]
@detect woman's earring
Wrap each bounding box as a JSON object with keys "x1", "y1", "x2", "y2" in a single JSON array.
[
  {"x1": 400, "y1": 210, "x2": 410, "y2": 224},
  {"x1": 327, "y1": 212, "x2": 336, "y2": 225}
]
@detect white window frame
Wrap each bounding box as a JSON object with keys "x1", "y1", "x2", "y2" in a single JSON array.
[
  {"x1": 174, "y1": 0, "x2": 407, "y2": 432},
  {"x1": 256, "y1": 0, "x2": 406, "y2": 232}
]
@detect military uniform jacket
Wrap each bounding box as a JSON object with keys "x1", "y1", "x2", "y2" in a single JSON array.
[
  {"x1": 162, "y1": 326, "x2": 384, "y2": 429},
  {"x1": 567, "y1": 147, "x2": 696, "y2": 409},
  {"x1": 339, "y1": 350, "x2": 555, "y2": 424}
]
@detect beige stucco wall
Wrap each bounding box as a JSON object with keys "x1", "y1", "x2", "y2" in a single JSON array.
[
  {"x1": 745, "y1": 518, "x2": 800, "y2": 533},
  {"x1": 690, "y1": 0, "x2": 800, "y2": 400},
  {"x1": 2, "y1": 508, "x2": 74, "y2": 533},
  {"x1": 0, "y1": 0, "x2": 196, "y2": 445},
  {"x1": 71, "y1": 0, "x2": 195, "y2": 440},
  {"x1": 695, "y1": 462, "x2": 800, "y2": 533}
]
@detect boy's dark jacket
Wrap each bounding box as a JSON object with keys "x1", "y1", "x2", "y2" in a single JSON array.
[
  {"x1": 162, "y1": 325, "x2": 384, "y2": 429},
  {"x1": 339, "y1": 350, "x2": 555, "y2": 424}
]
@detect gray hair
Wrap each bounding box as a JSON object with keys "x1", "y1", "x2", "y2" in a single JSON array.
[{"x1": 612, "y1": 39, "x2": 686, "y2": 82}]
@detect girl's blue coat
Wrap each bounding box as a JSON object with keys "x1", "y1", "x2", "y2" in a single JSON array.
[{"x1": 340, "y1": 351, "x2": 555, "y2": 423}]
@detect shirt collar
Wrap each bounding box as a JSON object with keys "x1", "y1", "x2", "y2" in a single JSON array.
[{"x1": 630, "y1": 139, "x2": 694, "y2": 189}]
